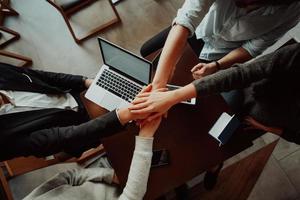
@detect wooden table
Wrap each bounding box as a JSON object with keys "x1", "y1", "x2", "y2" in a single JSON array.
[{"x1": 102, "y1": 44, "x2": 262, "y2": 199}]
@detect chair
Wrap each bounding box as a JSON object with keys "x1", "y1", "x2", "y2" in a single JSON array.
[
  {"x1": 0, "y1": 26, "x2": 20, "y2": 48},
  {"x1": 46, "y1": 0, "x2": 120, "y2": 43},
  {"x1": 0, "y1": 0, "x2": 18, "y2": 20},
  {"x1": 0, "y1": 166, "x2": 13, "y2": 200},
  {"x1": 0, "y1": 145, "x2": 105, "y2": 200},
  {"x1": 0, "y1": 0, "x2": 32, "y2": 67},
  {"x1": 0, "y1": 50, "x2": 32, "y2": 67}
]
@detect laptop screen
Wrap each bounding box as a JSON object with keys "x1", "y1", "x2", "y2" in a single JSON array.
[{"x1": 99, "y1": 38, "x2": 152, "y2": 85}]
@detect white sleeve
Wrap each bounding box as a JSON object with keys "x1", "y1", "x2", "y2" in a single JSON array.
[
  {"x1": 173, "y1": 0, "x2": 215, "y2": 36},
  {"x1": 118, "y1": 136, "x2": 154, "y2": 200}
]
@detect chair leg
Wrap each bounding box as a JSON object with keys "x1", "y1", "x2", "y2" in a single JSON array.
[
  {"x1": 0, "y1": 26, "x2": 20, "y2": 48},
  {"x1": 0, "y1": 50, "x2": 32, "y2": 67},
  {"x1": 46, "y1": 0, "x2": 120, "y2": 44},
  {"x1": 0, "y1": 167, "x2": 13, "y2": 200},
  {"x1": 0, "y1": 1, "x2": 19, "y2": 16}
]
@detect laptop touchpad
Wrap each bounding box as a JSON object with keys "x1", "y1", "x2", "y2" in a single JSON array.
[{"x1": 100, "y1": 92, "x2": 122, "y2": 111}]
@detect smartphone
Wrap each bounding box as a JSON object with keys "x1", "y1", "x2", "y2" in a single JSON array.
[
  {"x1": 151, "y1": 149, "x2": 170, "y2": 168},
  {"x1": 167, "y1": 84, "x2": 196, "y2": 105}
]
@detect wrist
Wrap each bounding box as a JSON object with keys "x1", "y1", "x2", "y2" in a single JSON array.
[
  {"x1": 172, "y1": 84, "x2": 196, "y2": 104},
  {"x1": 169, "y1": 90, "x2": 181, "y2": 105},
  {"x1": 139, "y1": 130, "x2": 154, "y2": 137},
  {"x1": 152, "y1": 80, "x2": 167, "y2": 90},
  {"x1": 117, "y1": 108, "x2": 133, "y2": 125},
  {"x1": 214, "y1": 61, "x2": 221, "y2": 70}
]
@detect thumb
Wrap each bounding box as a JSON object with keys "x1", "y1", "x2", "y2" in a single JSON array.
[
  {"x1": 141, "y1": 84, "x2": 152, "y2": 93},
  {"x1": 191, "y1": 63, "x2": 204, "y2": 73}
]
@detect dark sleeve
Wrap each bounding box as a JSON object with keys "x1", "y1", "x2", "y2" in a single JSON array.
[
  {"x1": 26, "y1": 68, "x2": 87, "y2": 92},
  {"x1": 192, "y1": 43, "x2": 300, "y2": 96},
  {"x1": 5, "y1": 63, "x2": 87, "y2": 92},
  {"x1": 11, "y1": 111, "x2": 124, "y2": 159},
  {"x1": 281, "y1": 129, "x2": 300, "y2": 145}
]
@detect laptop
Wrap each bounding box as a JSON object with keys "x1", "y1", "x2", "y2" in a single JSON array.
[{"x1": 85, "y1": 38, "x2": 152, "y2": 111}]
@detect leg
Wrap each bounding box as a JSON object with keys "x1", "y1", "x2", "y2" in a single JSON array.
[
  {"x1": 140, "y1": 26, "x2": 171, "y2": 58},
  {"x1": 203, "y1": 162, "x2": 224, "y2": 190},
  {"x1": 221, "y1": 90, "x2": 244, "y2": 114},
  {"x1": 203, "y1": 90, "x2": 244, "y2": 190},
  {"x1": 187, "y1": 35, "x2": 204, "y2": 57}
]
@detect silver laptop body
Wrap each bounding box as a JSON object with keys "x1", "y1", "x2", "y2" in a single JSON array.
[{"x1": 85, "y1": 38, "x2": 152, "y2": 111}]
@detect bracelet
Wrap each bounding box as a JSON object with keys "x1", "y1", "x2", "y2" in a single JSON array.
[{"x1": 214, "y1": 61, "x2": 221, "y2": 70}]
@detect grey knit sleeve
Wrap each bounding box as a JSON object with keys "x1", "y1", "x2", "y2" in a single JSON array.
[
  {"x1": 192, "y1": 55, "x2": 273, "y2": 96},
  {"x1": 118, "y1": 136, "x2": 154, "y2": 200}
]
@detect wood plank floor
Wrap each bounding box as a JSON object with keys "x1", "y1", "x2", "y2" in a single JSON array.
[{"x1": 186, "y1": 140, "x2": 278, "y2": 200}]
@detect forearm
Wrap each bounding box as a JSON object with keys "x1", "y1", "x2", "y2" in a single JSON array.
[
  {"x1": 119, "y1": 136, "x2": 153, "y2": 200},
  {"x1": 28, "y1": 111, "x2": 123, "y2": 158},
  {"x1": 192, "y1": 51, "x2": 276, "y2": 96},
  {"x1": 171, "y1": 83, "x2": 197, "y2": 105},
  {"x1": 152, "y1": 25, "x2": 190, "y2": 89},
  {"x1": 117, "y1": 108, "x2": 140, "y2": 125},
  {"x1": 217, "y1": 47, "x2": 253, "y2": 70},
  {"x1": 28, "y1": 68, "x2": 86, "y2": 91}
]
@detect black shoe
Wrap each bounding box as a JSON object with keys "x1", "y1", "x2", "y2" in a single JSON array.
[{"x1": 203, "y1": 162, "x2": 224, "y2": 190}]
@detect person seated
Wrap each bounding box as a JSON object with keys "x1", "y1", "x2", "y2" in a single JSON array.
[
  {"x1": 131, "y1": 43, "x2": 300, "y2": 191},
  {"x1": 130, "y1": 43, "x2": 300, "y2": 144},
  {"x1": 23, "y1": 117, "x2": 162, "y2": 200},
  {"x1": 141, "y1": 0, "x2": 300, "y2": 93},
  {"x1": 0, "y1": 62, "x2": 149, "y2": 161}
]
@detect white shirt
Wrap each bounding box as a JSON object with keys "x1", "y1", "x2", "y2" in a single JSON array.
[
  {"x1": 174, "y1": 0, "x2": 300, "y2": 60},
  {"x1": 0, "y1": 90, "x2": 78, "y2": 115}
]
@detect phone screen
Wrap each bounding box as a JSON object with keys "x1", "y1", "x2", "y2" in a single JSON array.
[{"x1": 151, "y1": 149, "x2": 169, "y2": 168}]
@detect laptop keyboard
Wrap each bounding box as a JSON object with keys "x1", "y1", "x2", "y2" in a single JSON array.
[{"x1": 96, "y1": 69, "x2": 142, "y2": 102}]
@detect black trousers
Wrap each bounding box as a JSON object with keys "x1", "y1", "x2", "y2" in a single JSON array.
[{"x1": 140, "y1": 26, "x2": 205, "y2": 59}]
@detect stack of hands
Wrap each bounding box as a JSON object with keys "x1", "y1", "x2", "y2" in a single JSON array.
[
  {"x1": 128, "y1": 61, "x2": 219, "y2": 123},
  {"x1": 129, "y1": 84, "x2": 176, "y2": 124}
]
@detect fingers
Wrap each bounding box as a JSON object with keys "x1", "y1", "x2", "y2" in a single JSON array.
[
  {"x1": 141, "y1": 84, "x2": 152, "y2": 93},
  {"x1": 132, "y1": 97, "x2": 147, "y2": 104},
  {"x1": 136, "y1": 92, "x2": 150, "y2": 98},
  {"x1": 130, "y1": 107, "x2": 154, "y2": 114},
  {"x1": 163, "y1": 112, "x2": 168, "y2": 118},
  {"x1": 192, "y1": 71, "x2": 203, "y2": 80},
  {"x1": 136, "y1": 88, "x2": 167, "y2": 98},
  {"x1": 155, "y1": 88, "x2": 168, "y2": 92},
  {"x1": 191, "y1": 63, "x2": 204, "y2": 72},
  {"x1": 147, "y1": 112, "x2": 163, "y2": 121},
  {"x1": 129, "y1": 102, "x2": 148, "y2": 110},
  {"x1": 136, "y1": 119, "x2": 147, "y2": 126}
]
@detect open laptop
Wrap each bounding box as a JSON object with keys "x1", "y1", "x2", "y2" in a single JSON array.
[{"x1": 85, "y1": 38, "x2": 152, "y2": 111}]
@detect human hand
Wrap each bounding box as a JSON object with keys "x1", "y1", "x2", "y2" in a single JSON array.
[
  {"x1": 117, "y1": 85, "x2": 153, "y2": 124},
  {"x1": 191, "y1": 62, "x2": 218, "y2": 80},
  {"x1": 112, "y1": 173, "x2": 119, "y2": 184},
  {"x1": 84, "y1": 79, "x2": 93, "y2": 88},
  {"x1": 244, "y1": 116, "x2": 283, "y2": 135},
  {"x1": 129, "y1": 89, "x2": 174, "y2": 121},
  {"x1": 139, "y1": 116, "x2": 162, "y2": 137}
]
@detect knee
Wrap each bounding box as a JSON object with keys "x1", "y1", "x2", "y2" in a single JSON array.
[{"x1": 140, "y1": 41, "x2": 152, "y2": 58}]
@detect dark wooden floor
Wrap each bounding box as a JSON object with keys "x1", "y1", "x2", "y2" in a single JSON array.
[{"x1": 169, "y1": 140, "x2": 278, "y2": 200}]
